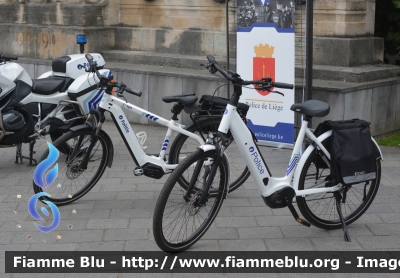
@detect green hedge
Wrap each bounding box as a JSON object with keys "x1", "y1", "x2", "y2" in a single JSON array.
[{"x1": 376, "y1": 0, "x2": 400, "y2": 64}]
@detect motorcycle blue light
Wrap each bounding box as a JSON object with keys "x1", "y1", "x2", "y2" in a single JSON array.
[{"x1": 76, "y1": 34, "x2": 87, "y2": 44}]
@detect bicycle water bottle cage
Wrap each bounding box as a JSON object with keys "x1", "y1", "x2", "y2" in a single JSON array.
[{"x1": 135, "y1": 131, "x2": 147, "y2": 150}]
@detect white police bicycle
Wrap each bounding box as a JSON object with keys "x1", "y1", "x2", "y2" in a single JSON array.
[{"x1": 152, "y1": 55, "x2": 383, "y2": 252}]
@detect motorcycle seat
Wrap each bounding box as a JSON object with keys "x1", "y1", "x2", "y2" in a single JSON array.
[
  {"x1": 162, "y1": 93, "x2": 198, "y2": 105},
  {"x1": 32, "y1": 77, "x2": 74, "y2": 95}
]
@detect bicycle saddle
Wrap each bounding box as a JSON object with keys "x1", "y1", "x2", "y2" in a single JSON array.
[
  {"x1": 162, "y1": 93, "x2": 198, "y2": 105},
  {"x1": 290, "y1": 100, "x2": 330, "y2": 117}
]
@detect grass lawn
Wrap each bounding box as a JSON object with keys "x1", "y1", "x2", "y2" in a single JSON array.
[{"x1": 376, "y1": 132, "x2": 400, "y2": 147}]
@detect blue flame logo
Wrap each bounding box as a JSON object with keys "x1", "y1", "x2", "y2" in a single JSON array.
[
  {"x1": 34, "y1": 142, "x2": 59, "y2": 188},
  {"x1": 29, "y1": 142, "x2": 61, "y2": 232},
  {"x1": 28, "y1": 192, "x2": 60, "y2": 233}
]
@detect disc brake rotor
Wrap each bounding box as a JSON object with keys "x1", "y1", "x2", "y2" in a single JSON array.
[{"x1": 66, "y1": 162, "x2": 83, "y2": 179}]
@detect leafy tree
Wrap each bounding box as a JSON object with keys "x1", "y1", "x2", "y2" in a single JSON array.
[{"x1": 376, "y1": 0, "x2": 400, "y2": 64}]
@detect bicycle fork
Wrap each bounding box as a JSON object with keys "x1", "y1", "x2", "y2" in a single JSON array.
[
  {"x1": 184, "y1": 132, "x2": 227, "y2": 206},
  {"x1": 77, "y1": 109, "x2": 105, "y2": 171}
]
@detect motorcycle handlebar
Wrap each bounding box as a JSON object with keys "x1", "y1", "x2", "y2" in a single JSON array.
[
  {"x1": 85, "y1": 54, "x2": 102, "y2": 80},
  {"x1": 0, "y1": 53, "x2": 18, "y2": 61}
]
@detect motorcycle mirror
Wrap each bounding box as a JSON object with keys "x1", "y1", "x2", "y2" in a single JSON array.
[{"x1": 85, "y1": 54, "x2": 94, "y2": 63}]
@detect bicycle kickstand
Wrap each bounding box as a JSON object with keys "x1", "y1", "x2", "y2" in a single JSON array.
[{"x1": 334, "y1": 192, "x2": 351, "y2": 242}]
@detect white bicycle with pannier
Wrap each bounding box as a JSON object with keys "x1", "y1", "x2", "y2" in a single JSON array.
[{"x1": 152, "y1": 55, "x2": 383, "y2": 252}]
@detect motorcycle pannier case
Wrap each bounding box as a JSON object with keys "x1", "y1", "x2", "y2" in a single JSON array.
[
  {"x1": 2, "y1": 111, "x2": 26, "y2": 131},
  {"x1": 315, "y1": 119, "x2": 377, "y2": 185}
]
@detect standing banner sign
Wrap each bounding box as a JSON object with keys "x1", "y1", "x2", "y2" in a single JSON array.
[{"x1": 237, "y1": 0, "x2": 295, "y2": 148}]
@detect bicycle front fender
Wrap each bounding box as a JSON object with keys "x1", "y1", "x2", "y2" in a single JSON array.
[
  {"x1": 70, "y1": 122, "x2": 94, "y2": 132},
  {"x1": 100, "y1": 129, "x2": 114, "y2": 168},
  {"x1": 69, "y1": 123, "x2": 114, "y2": 168},
  {"x1": 198, "y1": 144, "x2": 216, "y2": 152}
]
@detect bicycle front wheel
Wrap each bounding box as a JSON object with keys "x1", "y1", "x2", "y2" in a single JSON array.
[
  {"x1": 33, "y1": 129, "x2": 111, "y2": 206},
  {"x1": 169, "y1": 117, "x2": 250, "y2": 194},
  {"x1": 153, "y1": 149, "x2": 229, "y2": 252},
  {"x1": 296, "y1": 138, "x2": 381, "y2": 230}
]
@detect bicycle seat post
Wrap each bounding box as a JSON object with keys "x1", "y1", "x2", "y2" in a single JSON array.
[{"x1": 171, "y1": 103, "x2": 183, "y2": 121}]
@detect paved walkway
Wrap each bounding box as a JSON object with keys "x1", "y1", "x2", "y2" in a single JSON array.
[{"x1": 0, "y1": 121, "x2": 399, "y2": 278}]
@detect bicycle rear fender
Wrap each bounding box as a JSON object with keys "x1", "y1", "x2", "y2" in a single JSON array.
[
  {"x1": 69, "y1": 123, "x2": 114, "y2": 168},
  {"x1": 371, "y1": 137, "x2": 383, "y2": 161}
]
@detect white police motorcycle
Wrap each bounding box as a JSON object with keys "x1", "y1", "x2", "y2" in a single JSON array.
[{"x1": 0, "y1": 52, "x2": 112, "y2": 165}]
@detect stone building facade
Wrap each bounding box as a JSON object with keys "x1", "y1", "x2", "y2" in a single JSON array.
[
  {"x1": 1, "y1": 0, "x2": 400, "y2": 136},
  {"x1": 0, "y1": 0, "x2": 381, "y2": 65}
]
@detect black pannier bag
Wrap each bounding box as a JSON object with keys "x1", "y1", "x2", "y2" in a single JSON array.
[
  {"x1": 199, "y1": 95, "x2": 250, "y2": 117},
  {"x1": 314, "y1": 119, "x2": 377, "y2": 185}
]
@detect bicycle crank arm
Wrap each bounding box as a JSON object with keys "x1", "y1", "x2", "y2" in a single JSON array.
[{"x1": 284, "y1": 196, "x2": 311, "y2": 227}]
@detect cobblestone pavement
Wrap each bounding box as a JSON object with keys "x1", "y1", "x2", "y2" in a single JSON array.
[{"x1": 0, "y1": 121, "x2": 399, "y2": 278}]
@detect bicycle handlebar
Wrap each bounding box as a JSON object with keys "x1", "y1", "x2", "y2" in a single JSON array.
[
  {"x1": 207, "y1": 55, "x2": 234, "y2": 82},
  {"x1": 119, "y1": 82, "x2": 143, "y2": 97},
  {"x1": 0, "y1": 53, "x2": 18, "y2": 61},
  {"x1": 84, "y1": 55, "x2": 142, "y2": 98},
  {"x1": 205, "y1": 55, "x2": 293, "y2": 90},
  {"x1": 271, "y1": 82, "x2": 294, "y2": 90}
]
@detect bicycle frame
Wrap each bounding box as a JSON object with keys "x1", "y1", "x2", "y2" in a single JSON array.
[
  {"x1": 218, "y1": 103, "x2": 383, "y2": 198},
  {"x1": 219, "y1": 103, "x2": 341, "y2": 198},
  {"x1": 98, "y1": 93, "x2": 205, "y2": 172}
]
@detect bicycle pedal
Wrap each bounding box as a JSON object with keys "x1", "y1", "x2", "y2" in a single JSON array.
[
  {"x1": 134, "y1": 167, "x2": 143, "y2": 176},
  {"x1": 284, "y1": 196, "x2": 311, "y2": 228},
  {"x1": 295, "y1": 217, "x2": 311, "y2": 227}
]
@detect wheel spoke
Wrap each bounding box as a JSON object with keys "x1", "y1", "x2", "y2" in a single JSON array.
[
  {"x1": 154, "y1": 149, "x2": 228, "y2": 252},
  {"x1": 298, "y1": 142, "x2": 380, "y2": 228}
]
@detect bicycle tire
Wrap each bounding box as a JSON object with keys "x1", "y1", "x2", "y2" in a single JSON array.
[
  {"x1": 169, "y1": 117, "x2": 250, "y2": 194},
  {"x1": 296, "y1": 137, "x2": 381, "y2": 230},
  {"x1": 50, "y1": 131, "x2": 70, "y2": 155},
  {"x1": 33, "y1": 129, "x2": 111, "y2": 206},
  {"x1": 153, "y1": 149, "x2": 229, "y2": 252}
]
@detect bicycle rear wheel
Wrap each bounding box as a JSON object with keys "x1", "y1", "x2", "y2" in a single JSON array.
[
  {"x1": 296, "y1": 138, "x2": 381, "y2": 230},
  {"x1": 169, "y1": 117, "x2": 250, "y2": 194},
  {"x1": 153, "y1": 149, "x2": 229, "y2": 252},
  {"x1": 33, "y1": 129, "x2": 111, "y2": 206}
]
